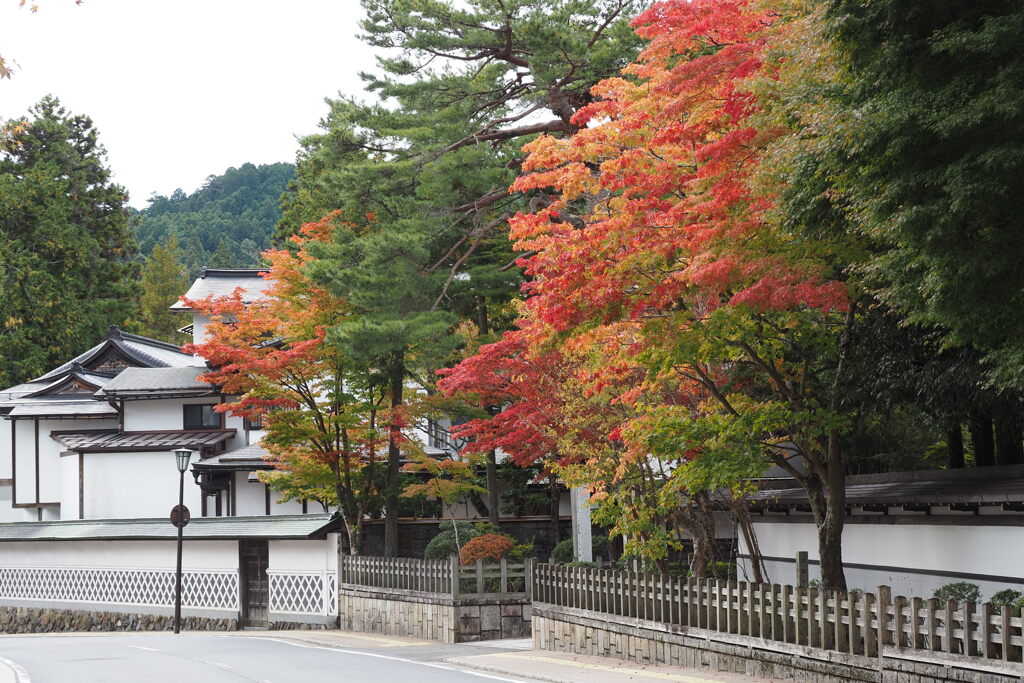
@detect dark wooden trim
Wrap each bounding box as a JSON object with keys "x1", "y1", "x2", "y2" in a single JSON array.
[
  {"x1": 118, "y1": 400, "x2": 124, "y2": 432},
  {"x1": 229, "y1": 473, "x2": 236, "y2": 517},
  {"x1": 0, "y1": 478, "x2": 10, "y2": 486},
  {"x1": 302, "y1": 498, "x2": 308, "y2": 514},
  {"x1": 215, "y1": 491, "x2": 222, "y2": 517},
  {"x1": 78, "y1": 452, "x2": 84, "y2": 520},
  {"x1": 12, "y1": 502, "x2": 60, "y2": 509},
  {"x1": 264, "y1": 484, "x2": 271, "y2": 516},
  {"x1": 745, "y1": 553, "x2": 1024, "y2": 585},
  {"x1": 33, "y1": 419, "x2": 39, "y2": 505},
  {"x1": 10, "y1": 419, "x2": 15, "y2": 506}
]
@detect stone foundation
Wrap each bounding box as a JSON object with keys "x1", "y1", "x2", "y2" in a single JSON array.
[
  {"x1": 340, "y1": 587, "x2": 531, "y2": 643},
  {"x1": 533, "y1": 604, "x2": 1024, "y2": 683},
  {"x1": 0, "y1": 606, "x2": 236, "y2": 633}
]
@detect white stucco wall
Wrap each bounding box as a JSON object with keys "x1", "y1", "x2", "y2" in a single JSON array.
[
  {"x1": 741, "y1": 519, "x2": 1024, "y2": 600},
  {"x1": 83, "y1": 451, "x2": 204, "y2": 519},
  {"x1": 0, "y1": 539, "x2": 237, "y2": 570},
  {"x1": 269, "y1": 538, "x2": 338, "y2": 573},
  {"x1": 123, "y1": 397, "x2": 220, "y2": 432}
]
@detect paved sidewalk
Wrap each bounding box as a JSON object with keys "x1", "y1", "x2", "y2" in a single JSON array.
[
  {"x1": 444, "y1": 650, "x2": 772, "y2": 683},
  {"x1": 244, "y1": 631, "x2": 772, "y2": 683}
]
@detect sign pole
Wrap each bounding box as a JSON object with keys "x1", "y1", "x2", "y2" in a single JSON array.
[{"x1": 174, "y1": 466, "x2": 185, "y2": 634}]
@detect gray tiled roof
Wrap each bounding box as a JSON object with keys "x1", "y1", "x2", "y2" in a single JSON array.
[
  {"x1": 97, "y1": 367, "x2": 213, "y2": 398},
  {"x1": 8, "y1": 402, "x2": 118, "y2": 418},
  {"x1": 194, "y1": 443, "x2": 271, "y2": 470},
  {"x1": 51, "y1": 429, "x2": 235, "y2": 452},
  {"x1": 171, "y1": 268, "x2": 272, "y2": 310},
  {"x1": 35, "y1": 329, "x2": 204, "y2": 383},
  {"x1": 0, "y1": 514, "x2": 333, "y2": 541}
]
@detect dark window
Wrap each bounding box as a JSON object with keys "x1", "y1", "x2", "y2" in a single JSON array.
[
  {"x1": 244, "y1": 414, "x2": 264, "y2": 431},
  {"x1": 184, "y1": 404, "x2": 220, "y2": 429}
]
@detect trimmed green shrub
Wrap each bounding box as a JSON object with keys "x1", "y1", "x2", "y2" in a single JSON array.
[
  {"x1": 933, "y1": 582, "x2": 982, "y2": 605},
  {"x1": 990, "y1": 589, "x2": 1024, "y2": 609},
  {"x1": 567, "y1": 561, "x2": 598, "y2": 569},
  {"x1": 424, "y1": 522, "x2": 481, "y2": 560},
  {"x1": 551, "y1": 538, "x2": 574, "y2": 564}
]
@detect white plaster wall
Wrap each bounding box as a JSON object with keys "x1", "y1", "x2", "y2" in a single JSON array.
[
  {"x1": 83, "y1": 451, "x2": 203, "y2": 519},
  {"x1": 0, "y1": 539, "x2": 237, "y2": 570},
  {"x1": 192, "y1": 313, "x2": 211, "y2": 346},
  {"x1": 233, "y1": 472, "x2": 266, "y2": 517},
  {"x1": 270, "y1": 491, "x2": 304, "y2": 516},
  {"x1": 37, "y1": 418, "x2": 117, "y2": 505},
  {"x1": 0, "y1": 419, "x2": 11, "y2": 480},
  {"x1": 11, "y1": 420, "x2": 36, "y2": 507},
  {"x1": 0, "y1": 484, "x2": 16, "y2": 523},
  {"x1": 123, "y1": 397, "x2": 222, "y2": 432},
  {"x1": 741, "y1": 520, "x2": 1024, "y2": 599},
  {"x1": 58, "y1": 454, "x2": 79, "y2": 519},
  {"x1": 269, "y1": 538, "x2": 338, "y2": 573}
]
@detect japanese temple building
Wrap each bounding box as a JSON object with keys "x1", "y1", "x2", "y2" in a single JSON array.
[{"x1": 0, "y1": 269, "x2": 338, "y2": 628}]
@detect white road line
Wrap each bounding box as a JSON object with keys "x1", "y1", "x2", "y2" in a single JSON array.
[
  {"x1": 259, "y1": 637, "x2": 531, "y2": 683},
  {"x1": 0, "y1": 655, "x2": 32, "y2": 683},
  {"x1": 128, "y1": 646, "x2": 159, "y2": 652}
]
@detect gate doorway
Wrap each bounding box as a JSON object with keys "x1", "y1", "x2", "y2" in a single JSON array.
[{"x1": 239, "y1": 540, "x2": 269, "y2": 627}]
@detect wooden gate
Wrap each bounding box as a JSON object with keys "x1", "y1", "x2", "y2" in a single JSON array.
[{"x1": 239, "y1": 540, "x2": 268, "y2": 627}]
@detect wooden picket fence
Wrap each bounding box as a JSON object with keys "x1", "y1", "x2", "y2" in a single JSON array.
[
  {"x1": 340, "y1": 555, "x2": 532, "y2": 598},
  {"x1": 534, "y1": 563, "x2": 1024, "y2": 663}
]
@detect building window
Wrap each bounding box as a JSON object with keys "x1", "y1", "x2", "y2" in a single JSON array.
[
  {"x1": 184, "y1": 404, "x2": 221, "y2": 430},
  {"x1": 244, "y1": 414, "x2": 264, "y2": 431}
]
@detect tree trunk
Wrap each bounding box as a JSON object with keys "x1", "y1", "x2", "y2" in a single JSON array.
[
  {"x1": 731, "y1": 500, "x2": 765, "y2": 583},
  {"x1": 995, "y1": 413, "x2": 1024, "y2": 465},
  {"x1": 969, "y1": 408, "x2": 995, "y2": 467},
  {"x1": 384, "y1": 352, "x2": 404, "y2": 557},
  {"x1": 805, "y1": 436, "x2": 847, "y2": 592},
  {"x1": 947, "y1": 425, "x2": 965, "y2": 469}
]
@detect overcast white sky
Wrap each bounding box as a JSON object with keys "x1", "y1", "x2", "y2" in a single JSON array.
[{"x1": 0, "y1": 0, "x2": 378, "y2": 207}]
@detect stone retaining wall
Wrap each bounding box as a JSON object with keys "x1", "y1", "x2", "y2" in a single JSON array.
[
  {"x1": 340, "y1": 586, "x2": 531, "y2": 643},
  {"x1": 533, "y1": 604, "x2": 1024, "y2": 683},
  {"x1": 0, "y1": 606, "x2": 236, "y2": 633}
]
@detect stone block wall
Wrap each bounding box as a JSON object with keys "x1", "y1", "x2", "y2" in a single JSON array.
[
  {"x1": 0, "y1": 606, "x2": 236, "y2": 633},
  {"x1": 340, "y1": 586, "x2": 531, "y2": 643},
  {"x1": 533, "y1": 605, "x2": 1024, "y2": 683}
]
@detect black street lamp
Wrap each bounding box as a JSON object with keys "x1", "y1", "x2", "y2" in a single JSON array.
[{"x1": 172, "y1": 448, "x2": 194, "y2": 634}]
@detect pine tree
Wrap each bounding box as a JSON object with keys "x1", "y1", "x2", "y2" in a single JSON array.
[
  {"x1": 0, "y1": 96, "x2": 139, "y2": 387},
  {"x1": 138, "y1": 234, "x2": 190, "y2": 343}
]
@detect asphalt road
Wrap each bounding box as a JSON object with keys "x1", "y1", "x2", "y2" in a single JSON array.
[{"x1": 0, "y1": 633, "x2": 531, "y2": 683}]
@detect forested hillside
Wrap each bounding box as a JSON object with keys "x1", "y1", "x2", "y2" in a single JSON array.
[{"x1": 136, "y1": 162, "x2": 293, "y2": 274}]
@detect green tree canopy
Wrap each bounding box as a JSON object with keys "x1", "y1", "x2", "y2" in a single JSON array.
[{"x1": 0, "y1": 96, "x2": 138, "y2": 387}]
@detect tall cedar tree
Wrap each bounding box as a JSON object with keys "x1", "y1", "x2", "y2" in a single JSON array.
[
  {"x1": 0, "y1": 96, "x2": 138, "y2": 387},
  {"x1": 137, "y1": 233, "x2": 190, "y2": 344},
  {"x1": 285, "y1": 0, "x2": 647, "y2": 556}
]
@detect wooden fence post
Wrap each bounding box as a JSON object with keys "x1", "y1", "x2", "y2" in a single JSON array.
[
  {"x1": 863, "y1": 592, "x2": 876, "y2": 658},
  {"x1": 876, "y1": 585, "x2": 892, "y2": 656},
  {"x1": 525, "y1": 558, "x2": 534, "y2": 601},
  {"x1": 795, "y1": 551, "x2": 809, "y2": 588},
  {"x1": 450, "y1": 555, "x2": 460, "y2": 599}
]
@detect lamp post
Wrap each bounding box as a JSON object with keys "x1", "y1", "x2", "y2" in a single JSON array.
[{"x1": 172, "y1": 448, "x2": 194, "y2": 634}]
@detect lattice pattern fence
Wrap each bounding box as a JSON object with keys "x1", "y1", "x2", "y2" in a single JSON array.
[
  {"x1": 0, "y1": 566, "x2": 238, "y2": 610},
  {"x1": 534, "y1": 563, "x2": 1024, "y2": 664},
  {"x1": 268, "y1": 571, "x2": 337, "y2": 615}
]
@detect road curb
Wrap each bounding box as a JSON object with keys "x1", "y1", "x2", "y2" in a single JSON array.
[
  {"x1": 0, "y1": 656, "x2": 31, "y2": 683},
  {"x1": 442, "y1": 658, "x2": 566, "y2": 683}
]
